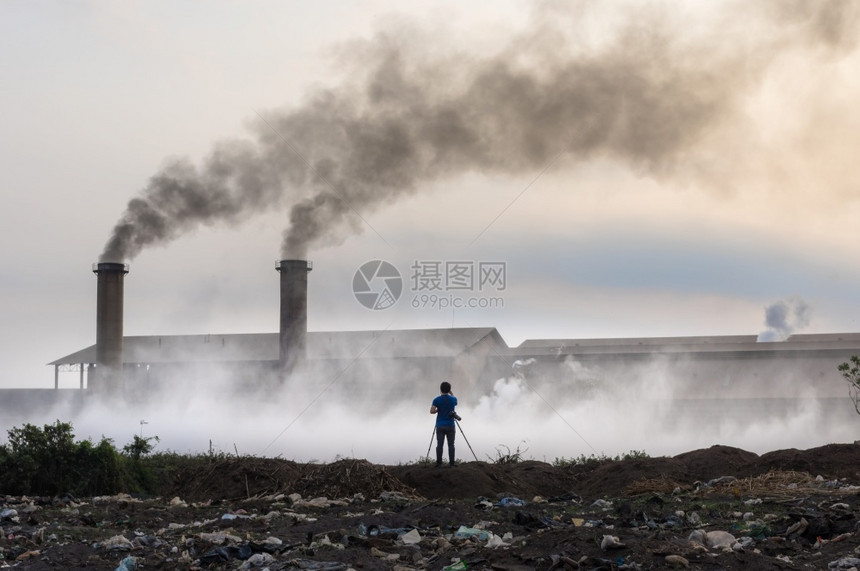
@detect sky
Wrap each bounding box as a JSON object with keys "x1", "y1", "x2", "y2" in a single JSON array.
[{"x1": 2, "y1": 1, "x2": 860, "y2": 458}]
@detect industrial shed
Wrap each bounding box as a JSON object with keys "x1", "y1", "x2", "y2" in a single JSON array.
[
  {"x1": 47, "y1": 328, "x2": 860, "y2": 401},
  {"x1": 37, "y1": 261, "x2": 860, "y2": 411},
  {"x1": 508, "y1": 332, "x2": 860, "y2": 400},
  {"x1": 47, "y1": 327, "x2": 511, "y2": 401}
]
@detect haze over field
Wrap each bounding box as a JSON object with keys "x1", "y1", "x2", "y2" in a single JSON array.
[{"x1": 2, "y1": 1, "x2": 860, "y2": 459}]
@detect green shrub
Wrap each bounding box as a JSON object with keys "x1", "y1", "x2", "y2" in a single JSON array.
[
  {"x1": 0, "y1": 420, "x2": 250, "y2": 498},
  {"x1": 553, "y1": 449, "x2": 651, "y2": 468},
  {"x1": 0, "y1": 421, "x2": 123, "y2": 496},
  {"x1": 74, "y1": 437, "x2": 123, "y2": 496},
  {"x1": 119, "y1": 434, "x2": 162, "y2": 493}
]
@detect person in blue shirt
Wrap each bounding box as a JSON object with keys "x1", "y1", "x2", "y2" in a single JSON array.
[{"x1": 430, "y1": 381, "x2": 458, "y2": 467}]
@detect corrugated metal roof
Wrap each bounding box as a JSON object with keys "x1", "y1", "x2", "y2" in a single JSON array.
[
  {"x1": 48, "y1": 327, "x2": 503, "y2": 365},
  {"x1": 513, "y1": 333, "x2": 860, "y2": 356},
  {"x1": 48, "y1": 328, "x2": 860, "y2": 366}
]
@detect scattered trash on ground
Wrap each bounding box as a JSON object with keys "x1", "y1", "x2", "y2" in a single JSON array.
[{"x1": 2, "y1": 444, "x2": 860, "y2": 569}]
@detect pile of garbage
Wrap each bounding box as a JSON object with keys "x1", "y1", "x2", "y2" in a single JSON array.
[
  {"x1": 0, "y1": 490, "x2": 534, "y2": 570},
  {"x1": 4, "y1": 444, "x2": 860, "y2": 570}
]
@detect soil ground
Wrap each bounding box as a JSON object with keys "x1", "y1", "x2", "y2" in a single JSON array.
[{"x1": 3, "y1": 443, "x2": 860, "y2": 570}]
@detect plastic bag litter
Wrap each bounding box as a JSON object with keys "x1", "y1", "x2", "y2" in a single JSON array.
[
  {"x1": 829, "y1": 557, "x2": 860, "y2": 569},
  {"x1": 601, "y1": 535, "x2": 626, "y2": 550},
  {"x1": 400, "y1": 529, "x2": 422, "y2": 545},
  {"x1": 101, "y1": 535, "x2": 134, "y2": 551},
  {"x1": 241, "y1": 552, "x2": 275, "y2": 569},
  {"x1": 688, "y1": 529, "x2": 740, "y2": 550},
  {"x1": 496, "y1": 497, "x2": 526, "y2": 507},
  {"x1": 454, "y1": 526, "x2": 490, "y2": 541},
  {"x1": 474, "y1": 497, "x2": 494, "y2": 510},
  {"x1": 0, "y1": 509, "x2": 19, "y2": 522},
  {"x1": 365, "y1": 524, "x2": 412, "y2": 537},
  {"x1": 221, "y1": 512, "x2": 251, "y2": 521},
  {"x1": 287, "y1": 560, "x2": 349, "y2": 570},
  {"x1": 199, "y1": 544, "x2": 254, "y2": 565},
  {"x1": 199, "y1": 531, "x2": 242, "y2": 544}
]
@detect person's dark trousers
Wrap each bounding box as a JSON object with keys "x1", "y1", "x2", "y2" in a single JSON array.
[{"x1": 436, "y1": 425, "x2": 456, "y2": 466}]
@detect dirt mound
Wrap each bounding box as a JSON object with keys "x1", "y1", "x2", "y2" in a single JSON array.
[
  {"x1": 172, "y1": 459, "x2": 578, "y2": 502},
  {"x1": 292, "y1": 459, "x2": 417, "y2": 499},
  {"x1": 170, "y1": 457, "x2": 301, "y2": 502},
  {"x1": 564, "y1": 444, "x2": 860, "y2": 498},
  {"x1": 390, "y1": 460, "x2": 578, "y2": 500},
  {"x1": 674, "y1": 444, "x2": 760, "y2": 479},
  {"x1": 569, "y1": 456, "x2": 689, "y2": 497},
  {"x1": 171, "y1": 458, "x2": 418, "y2": 502},
  {"x1": 168, "y1": 443, "x2": 860, "y2": 503},
  {"x1": 756, "y1": 443, "x2": 860, "y2": 479}
]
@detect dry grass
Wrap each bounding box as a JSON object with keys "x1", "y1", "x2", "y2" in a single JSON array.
[
  {"x1": 721, "y1": 470, "x2": 817, "y2": 498},
  {"x1": 696, "y1": 470, "x2": 847, "y2": 499},
  {"x1": 294, "y1": 458, "x2": 419, "y2": 499},
  {"x1": 624, "y1": 475, "x2": 687, "y2": 495},
  {"x1": 623, "y1": 470, "x2": 846, "y2": 498}
]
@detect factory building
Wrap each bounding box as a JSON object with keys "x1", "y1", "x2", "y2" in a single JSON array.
[{"x1": 29, "y1": 261, "x2": 860, "y2": 419}]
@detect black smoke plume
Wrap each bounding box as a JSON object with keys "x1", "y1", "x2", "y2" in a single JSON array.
[{"x1": 100, "y1": 1, "x2": 860, "y2": 262}]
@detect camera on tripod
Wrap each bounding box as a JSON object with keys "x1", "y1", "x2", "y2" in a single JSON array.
[{"x1": 448, "y1": 410, "x2": 462, "y2": 421}]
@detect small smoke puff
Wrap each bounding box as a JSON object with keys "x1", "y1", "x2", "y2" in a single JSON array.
[{"x1": 757, "y1": 297, "x2": 811, "y2": 342}]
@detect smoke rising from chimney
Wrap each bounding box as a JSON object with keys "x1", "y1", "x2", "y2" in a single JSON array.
[
  {"x1": 99, "y1": 1, "x2": 860, "y2": 262},
  {"x1": 757, "y1": 296, "x2": 812, "y2": 342}
]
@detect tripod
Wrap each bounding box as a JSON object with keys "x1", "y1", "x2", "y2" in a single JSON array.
[{"x1": 425, "y1": 420, "x2": 479, "y2": 463}]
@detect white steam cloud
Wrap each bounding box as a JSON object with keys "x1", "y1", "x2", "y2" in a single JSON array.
[{"x1": 5, "y1": 347, "x2": 848, "y2": 464}]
